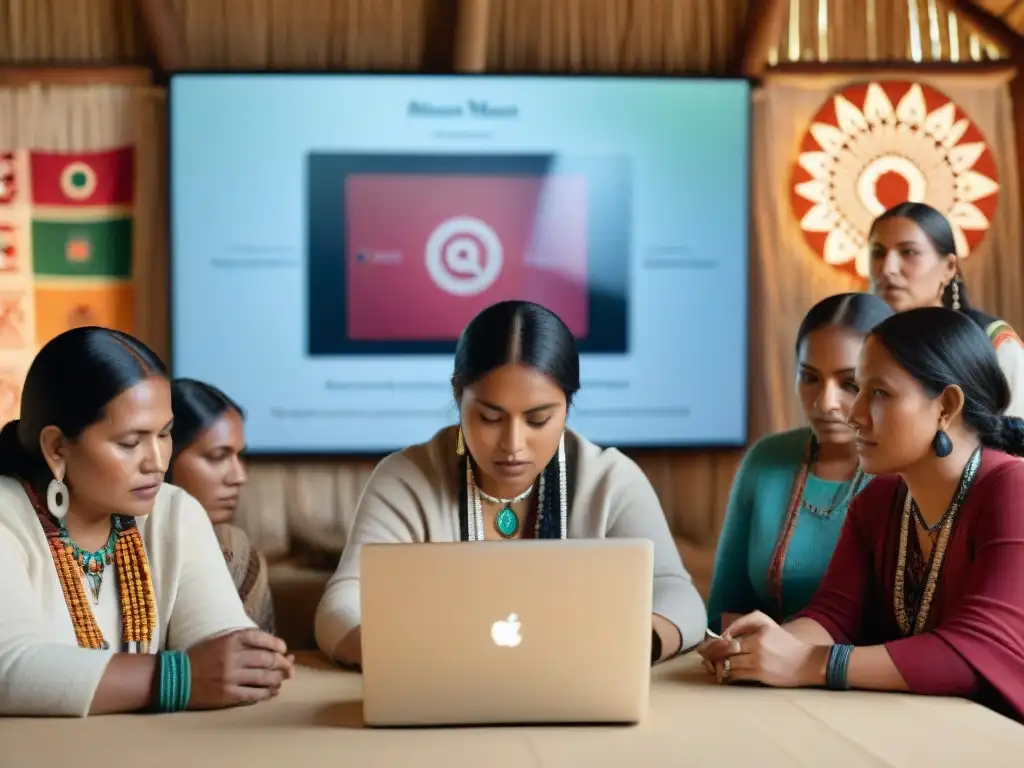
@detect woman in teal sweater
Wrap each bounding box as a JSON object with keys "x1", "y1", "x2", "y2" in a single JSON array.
[{"x1": 707, "y1": 292, "x2": 894, "y2": 631}]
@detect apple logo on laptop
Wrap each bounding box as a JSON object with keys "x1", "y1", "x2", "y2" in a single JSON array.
[{"x1": 491, "y1": 613, "x2": 522, "y2": 648}]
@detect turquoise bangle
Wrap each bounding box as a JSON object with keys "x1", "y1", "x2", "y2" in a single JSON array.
[
  {"x1": 178, "y1": 652, "x2": 192, "y2": 710},
  {"x1": 157, "y1": 651, "x2": 192, "y2": 713},
  {"x1": 825, "y1": 643, "x2": 854, "y2": 691}
]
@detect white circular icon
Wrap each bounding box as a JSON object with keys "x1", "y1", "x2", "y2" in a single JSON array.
[
  {"x1": 60, "y1": 161, "x2": 98, "y2": 201},
  {"x1": 425, "y1": 216, "x2": 503, "y2": 296}
]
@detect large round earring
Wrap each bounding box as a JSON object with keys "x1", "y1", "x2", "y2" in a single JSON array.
[
  {"x1": 47, "y1": 475, "x2": 69, "y2": 520},
  {"x1": 932, "y1": 430, "x2": 953, "y2": 458}
]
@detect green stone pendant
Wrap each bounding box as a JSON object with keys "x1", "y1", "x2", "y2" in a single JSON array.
[{"x1": 495, "y1": 504, "x2": 519, "y2": 538}]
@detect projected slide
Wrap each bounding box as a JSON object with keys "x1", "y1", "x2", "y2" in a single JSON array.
[
  {"x1": 170, "y1": 74, "x2": 751, "y2": 454},
  {"x1": 307, "y1": 153, "x2": 629, "y2": 355}
]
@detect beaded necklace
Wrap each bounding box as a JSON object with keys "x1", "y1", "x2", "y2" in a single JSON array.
[
  {"x1": 474, "y1": 482, "x2": 535, "y2": 538},
  {"x1": 766, "y1": 435, "x2": 866, "y2": 614},
  {"x1": 893, "y1": 446, "x2": 980, "y2": 636},
  {"x1": 58, "y1": 516, "x2": 120, "y2": 603},
  {"x1": 23, "y1": 480, "x2": 158, "y2": 653},
  {"x1": 461, "y1": 431, "x2": 569, "y2": 541}
]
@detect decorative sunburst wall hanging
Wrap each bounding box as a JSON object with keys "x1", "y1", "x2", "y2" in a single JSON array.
[{"x1": 790, "y1": 81, "x2": 1000, "y2": 280}]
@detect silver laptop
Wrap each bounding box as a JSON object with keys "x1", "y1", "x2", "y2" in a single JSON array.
[{"x1": 360, "y1": 538, "x2": 654, "y2": 727}]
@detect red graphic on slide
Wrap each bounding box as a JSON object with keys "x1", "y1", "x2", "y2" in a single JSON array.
[{"x1": 345, "y1": 174, "x2": 589, "y2": 341}]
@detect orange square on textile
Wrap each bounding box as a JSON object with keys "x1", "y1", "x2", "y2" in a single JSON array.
[
  {"x1": 0, "y1": 288, "x2": 33, "y2": 349},
  {"x1": 34, "y1": 282, "x2": 134, "y2": 346}
]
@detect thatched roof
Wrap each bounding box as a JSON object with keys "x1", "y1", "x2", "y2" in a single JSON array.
[{"x1": 0, "y1": 0, "x2": 1019, "y2": 75}]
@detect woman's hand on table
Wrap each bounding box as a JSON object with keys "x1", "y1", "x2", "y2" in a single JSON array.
[
  {"x1": 187, "y1": 629, "x2": 295, "y2": 709},
  {"x1": 697, "y1": 611, "x2": 822, "y2": 688},
  {"x1": 697, "y1": 628, "x2": 738, "y2": 679}
]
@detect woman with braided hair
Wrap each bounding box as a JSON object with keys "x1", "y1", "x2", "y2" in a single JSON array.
[
  {"x1": 315, "y1": 300, "x2": 707, "y2": 669},
  {"x1": 0, "y1": 327, "x2": 293, "y2": 716},
  {"x1": 868, "y1": 201, "x2": 1024, "y2": 417}
]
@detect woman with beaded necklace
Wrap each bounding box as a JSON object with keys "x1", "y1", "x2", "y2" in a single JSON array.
[
  {"x1": 0, "y1": 327, "x2": 293, "y2": 716},
  {"x1": 700, "y1": 308, "x2": 1024, "y2": 720},
  {"x1": 707, "y1": 293, "x2": 892, "y2": 632},
  {"x1": 315, "y1": 300, "x2": 707, "y2": 668}
]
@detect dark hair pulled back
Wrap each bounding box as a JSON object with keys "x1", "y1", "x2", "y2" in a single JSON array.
[
  {"x1": 870, "y1": 201, "x2": 977, "y2": 312},
  {"x1": 169, "y1": 379, "x2": 244, "y2": 465},
  {"x1": 795, "y1": 292, "x2": 894, "y2": 353},
  {"x1": 0, "y1": 326, "x2": 167, "y2": 487},
  {"x1": 452, "y1": 300, "x2": 580, "y2": 539},
  {"x1": 871, "y1": 307, "x2": 1024, "y2": 456}
]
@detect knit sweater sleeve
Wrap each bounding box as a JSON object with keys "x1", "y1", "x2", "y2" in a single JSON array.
[
  {"x1": 162, "y1": 488, "x2": 256, "y2": 652},
  {"x1": 0, "y1": 513, "x2": 115, "y2": 717},
  {"x1": 603, "y1": 451, "x2": 708, "y2": 650},
  {"x1": 315, "y1": 450, "x2": 438, "y2": 660},
  {"x1": 0, "y1": 486, "x2": 254, "y2": 718}
]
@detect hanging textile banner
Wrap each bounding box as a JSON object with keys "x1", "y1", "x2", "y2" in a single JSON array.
[
  {"x1": 0, "y1": 146, "x2": 135, "y2": 424},
  {"x1": 789, "y1": 80, "x2": 1000, "y2": 280}
]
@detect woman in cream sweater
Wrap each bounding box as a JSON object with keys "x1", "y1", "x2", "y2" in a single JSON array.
[
  {"x1": 0, "y1": 327, "x2": 293, "y2": 717},
  {"x1": 315, "y1": 300, "x2": 707, "y2": 668}
]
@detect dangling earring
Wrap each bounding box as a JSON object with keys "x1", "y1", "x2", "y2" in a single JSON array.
[
  {"x1": 456, "y1": 427, "x2": 465, "y2": 456},
  {"x1": 47, "y1": 470, "x2": 69, "y2": 520},
  {"x1": 932, "y1": 430, "x2": 953, "y2": 458},
  {"x1": 951, "y1": 277, "x2": 961, "y2": 311}
]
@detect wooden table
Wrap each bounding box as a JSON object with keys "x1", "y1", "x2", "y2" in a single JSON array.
[{"x1": 2, "y1": 652, "x2": 1021, "y2": 767}]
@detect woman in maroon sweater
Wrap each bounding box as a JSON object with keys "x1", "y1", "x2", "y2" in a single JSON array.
[{"x1": 700, "y1": 306, "x2": 1024, "y2": 719}]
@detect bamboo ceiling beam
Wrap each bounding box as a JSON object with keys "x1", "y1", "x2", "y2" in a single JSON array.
[
  {"x1": 945, "y1": 0, "x2": 1024, "y2": 62},
  {"x1": 452, "y1": 0, "x2": 491, "y2": 73},
  {"x1": 130, "y1": 0, "x2": 187, "y2": 74},
  {"x1": 0, "y1": 66, "x2": 153, "y2": 87},
  {"x1": 766, "y1": 58, "x2": 1016, "y2": 76},
  {"x1": 1005, "y1": 0, "x2": 1024, "y2": 22},
  {"x1": 735, "y1": 0, "x2": 788, "y2": 78}
]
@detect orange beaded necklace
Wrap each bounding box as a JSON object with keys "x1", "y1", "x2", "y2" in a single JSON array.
[{"x1": 24, "y1": 481, "x2": 157, "y2": 653}]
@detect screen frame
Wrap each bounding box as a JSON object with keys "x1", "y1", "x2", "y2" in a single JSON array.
[{"x1": 166, "y1": 70, "x2": 753, "y2": 459}]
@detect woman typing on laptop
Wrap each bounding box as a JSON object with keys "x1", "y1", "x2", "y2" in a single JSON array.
[
  {"x1": 315, "y1": 300, "x2": 707, "y2": 668},
  {"x1": 698, "y1": 308, "x2": 1024, "y2": 720}
]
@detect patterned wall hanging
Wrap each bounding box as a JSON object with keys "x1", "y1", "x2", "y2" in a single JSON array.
[
  {"x1": 790, "y1": 81, "x2": 1000, "y2": 280},
  {"x1": 0, "y1": 147, "x2": 135, "y2": 425}
]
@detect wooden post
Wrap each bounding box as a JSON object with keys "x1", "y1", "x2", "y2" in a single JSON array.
[
  {"x1": 131, "y1": 0, "x2": 187, "y2": 74},
  {"x1": 452, "y1": 0, "x2": 491, "y2": 73},
  {"x1": 735, "y1": 0, "x2": 788, "y2": 78},
  {"x1": 941, "y1": 3, "x2": 1024, "y2": 295}
]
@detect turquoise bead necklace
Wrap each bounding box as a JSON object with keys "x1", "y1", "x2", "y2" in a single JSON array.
[
  {"x1": 57, "y1": 516, "x2": 121, "y2": 604},
  {"x1": 476, "y1": 483, "x2": 535, "y2": 538}
]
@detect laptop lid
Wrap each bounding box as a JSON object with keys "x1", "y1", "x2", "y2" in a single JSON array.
[{"x1": 360, "y1": 538, "x2": 654, "y2": 727}]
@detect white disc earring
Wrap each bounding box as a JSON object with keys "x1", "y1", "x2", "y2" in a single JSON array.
[{"x1": 47, "y1": 476, "x2": 69, "y2": 520}]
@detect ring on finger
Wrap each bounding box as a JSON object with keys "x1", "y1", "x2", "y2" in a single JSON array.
[{"x1": 721, "y1": 657, "x2": 732, "y2": 683}]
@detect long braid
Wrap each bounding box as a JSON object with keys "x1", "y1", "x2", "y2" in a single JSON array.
[
  {"x1": 458, "y1": 435, "x2": 568, "y2": 540},
  {"x1": 538, "y1": 458, "x2": 562, "y2": 539},
  {"x1": 459, "y1": 452, "x2": 470, "y2": 540}
]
